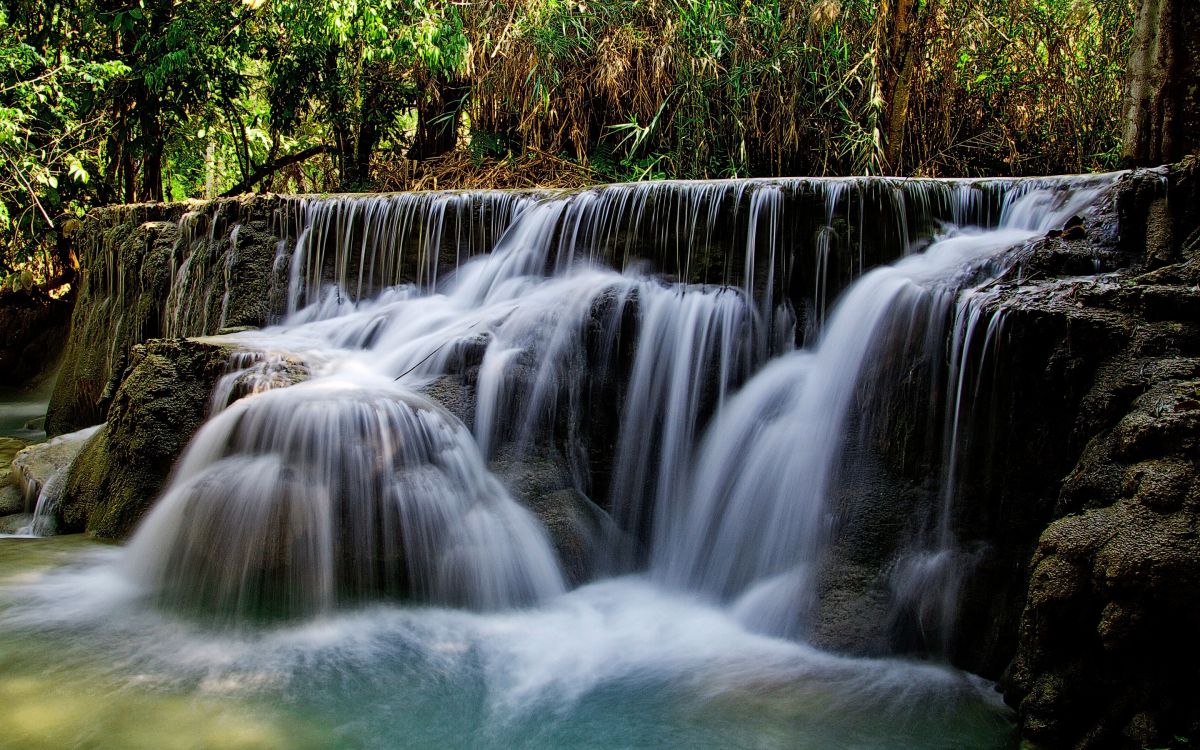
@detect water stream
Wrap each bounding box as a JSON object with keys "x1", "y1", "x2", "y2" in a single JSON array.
[{"x1": 0, "y1": 173, "x2": 1123, "y2": 748}]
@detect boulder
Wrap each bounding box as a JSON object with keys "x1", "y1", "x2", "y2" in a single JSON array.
[
  {"x1": 419, "y1": 375, "x2": 619, "y2": 584},
  {"x1": 0, "y1": 436, "x2": 26, "y2": 516},
  {"x1": 9, "y1": 426, "x2": 101, "y2": 531},
  {"x1": 59, "y1": 339, "x2": 242, "y2": 538}
]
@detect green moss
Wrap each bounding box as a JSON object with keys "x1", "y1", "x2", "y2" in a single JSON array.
[{"x1": 59, "y1": 339, "x2": 236, "y2": 539}]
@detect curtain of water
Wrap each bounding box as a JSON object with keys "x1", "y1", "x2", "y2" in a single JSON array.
[{"x1": 115, "y1": 174, "x2": 1119, "y2": 639}]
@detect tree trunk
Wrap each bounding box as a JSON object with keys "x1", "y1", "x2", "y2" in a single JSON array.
[
  {"x1": 136, "y1": 88, "x2": 165, "y2": 202},
  {"x1": 351, "y1": 120, "x2": 377, "y2": 186},
  {"x1": 1123, "y1": 0, "x2": 1200, "y2": 165},
  {"x1": 141, "y1": 136, "x2": 165, "y2": 202},
  {"x1": 878, "y1": 0, "x2": 929, "y2": 175}
]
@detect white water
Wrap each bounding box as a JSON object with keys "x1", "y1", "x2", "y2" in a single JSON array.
[
  {"x1": 1, "y1": 543, "x2": 1012, "y2": 749},
  {"x1": 653, "y1": 179, "x2": 1113, "y2": 639},
  {"x1": 0, "y1": 172, "x2": 1125, "y2": 748}
]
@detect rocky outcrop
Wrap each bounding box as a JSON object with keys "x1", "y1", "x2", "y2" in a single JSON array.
[
  {"x1": 996, "y1": 264, "x2": 1200, "y2": 749},
  {"x1": 984, "y1": 164, "x2": 1200, "y2": 748},
  {"x1": 46, "y1": 197, "x2": 292, "y2": 436},
  {"x1": 59, "y1": 339, "x2": 239, "y2": 538},
  {"x1": 10, "y1": 426, "x2": 100, "y2": 529}
]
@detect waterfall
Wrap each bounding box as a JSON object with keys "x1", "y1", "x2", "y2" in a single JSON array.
[
  {"x1": 652, "y1": 176, "x2": 1117, "y2": 640},
  {"x1": 104, "y1": 173, "x2": 1121, "y2": 639},
  {"x1": 2, "y1": 170, "x2": 1144, "y2": 750},
  {"x1": 123, "y1": 379, "x2": 565, "y2": 621}
]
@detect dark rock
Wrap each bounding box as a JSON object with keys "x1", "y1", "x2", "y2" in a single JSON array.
[
  {"x1": 418, "y1": 375, "x2": 616, "y2": 585},
  {"x1": 985, "y1": 163, "x2": 1200, "y2": 748}
]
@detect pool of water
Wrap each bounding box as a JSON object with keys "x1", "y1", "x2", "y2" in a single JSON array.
[{"x1": 0, "y1": 536, "x2": 1015, "y2": 750}]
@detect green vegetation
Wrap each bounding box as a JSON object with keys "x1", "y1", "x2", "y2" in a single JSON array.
[{"x1": 1, "y1": 0, "x2": 1136, "y2": 282}]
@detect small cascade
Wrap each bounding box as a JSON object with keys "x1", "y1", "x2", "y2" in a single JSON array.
[
  {"x1": 285, "y1": 191, "x2": 543, "y2": 313},
  {"x1": 605, "y1": 282, "x2": 756, "y2": 566},
  {"x1": 164, "y1": 210, "x2": 221, "y2": 338},
  {"x1": 12, "y1": 425, "x2": 103, "y2": 537},
  {"x1": 123, "y1": 379, "x2": 564, "y2": 620},
  {"x1": 886, "y1": 284, "x2": 1008, "y2": 654}
]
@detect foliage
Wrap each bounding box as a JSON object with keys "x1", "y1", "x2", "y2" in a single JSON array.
[
  {"x1": 0, "y1": 0, "x2": 1141, "y2": 277},
  {"x1": 0, "y1": 6, "x2": 125, "y2": 275},
  {"x1": 468, "y1": 0, "x2": 1134, "y2": 179}
]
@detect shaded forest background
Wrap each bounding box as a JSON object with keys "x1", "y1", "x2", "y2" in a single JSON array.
[{"x1": 0, "y1": 0, "x2": 1138, "y2": 284}]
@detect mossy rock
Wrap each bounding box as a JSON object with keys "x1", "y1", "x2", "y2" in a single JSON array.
[
  {"x1": 47, "y1": 197, "x2": 291, "y2": 436},
  {"x1": 59, "y1": 339, "x2": 238, "y2": 539}
]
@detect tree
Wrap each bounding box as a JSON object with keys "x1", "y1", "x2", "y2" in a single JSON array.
[
  {"x1": 1123, "y1": 0, "x2": 1200, "y2": 165},
  {"x1": 100, "y1": 0, "x2": 256, "y2": 202},
  {"x1": 0, "y1": 4, "x2": 125, "y2": 279},
  {"x1": 264, "y1": 0, "x2": 469, "y2": 188}
]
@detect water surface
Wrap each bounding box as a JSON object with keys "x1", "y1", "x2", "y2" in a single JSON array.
[{"x1": 0, "y1": 537, "x2": 1014, "y2": 750}]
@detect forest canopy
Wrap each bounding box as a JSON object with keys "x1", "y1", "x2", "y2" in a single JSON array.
[{"x1": 1, "y1": 0, "x2": 1136, "y2": 280}]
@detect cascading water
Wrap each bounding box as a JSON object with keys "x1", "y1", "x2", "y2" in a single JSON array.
[
  {"x1": 123, "y1": 379, "x2": 565, "y2": 620},
  {"x1": 0, "y1": 172, "x2": 1126, "y2": 749},
  {"x1": 652, "y1": 178, "x2": 1114, "y2": 642}
]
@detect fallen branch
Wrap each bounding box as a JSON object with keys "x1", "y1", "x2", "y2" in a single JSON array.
[{"x1": 221, "y1": 145, "x2": 338, "y2": 197}]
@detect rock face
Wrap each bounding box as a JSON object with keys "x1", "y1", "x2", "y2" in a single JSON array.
[
  {"x1": 46, "y1": 197, "x2": 292, "y2": 436},
  {"x1": 985, "y1": 164, "x2": 1200, "y2": 748},
  {"x1": 418, "y1": 375, "x2": 619, "y2": 585},
  {"x1": 998, "y1": 270, "x2": 1200, "y2": 748},
  {"x1": 59, "y1": 339, "x2": 238, "y2": 538}
]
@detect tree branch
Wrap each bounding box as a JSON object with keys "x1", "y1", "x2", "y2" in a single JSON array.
[{"x1": 220, "y1": 145, "x2": 338, "y2": 196}]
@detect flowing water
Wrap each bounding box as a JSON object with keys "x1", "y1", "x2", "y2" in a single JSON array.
[{"x1": 0, "y1": 173, "x2": 1124, "y2": 748}]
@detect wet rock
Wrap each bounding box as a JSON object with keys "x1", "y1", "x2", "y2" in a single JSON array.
[
  {"x1": 418, "y1": 375, "x2": 477, "y2": 428},
  {"x1": 418, "y1": 375, "x2": 620, "y2": 585},
  {"x1": 47, "y1": 218, "x2": 179, "y2": 435},
  {"x1": 59, "y1": 339, "x2": 240, "y2": 538},
  {"x1": 994, "y1": 249, "x2": 1200, "y2": 745},
  {"x1": 11, "y1": 427, "x2": 99, "y2": 518},
  {"x1": 0, "y1": 436, "x2": 26, "y2": 516},
  {"x1": 488, "y1": 443, "x2": 617, "y2": 586},
  {"x1": 0, "y1": 514, "x2": 33, "y2": 534},
  {"x1": 47, "y1": 198, "x2": 292, "y2": 436}
]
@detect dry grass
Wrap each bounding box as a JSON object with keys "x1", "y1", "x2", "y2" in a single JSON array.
[
  {"x1": 444, "y1": 0, "x2": 1133, "y2": 180},
  {"x1": 374, "y1": 149, "x2": 597, "y2": 192}
]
